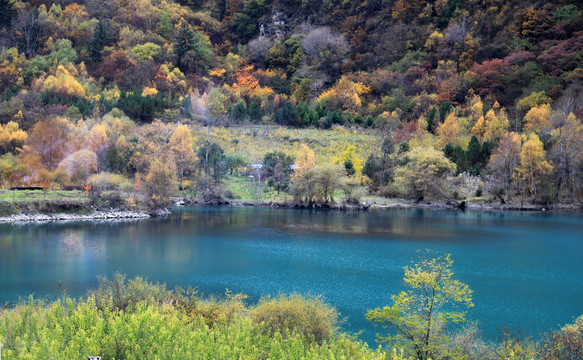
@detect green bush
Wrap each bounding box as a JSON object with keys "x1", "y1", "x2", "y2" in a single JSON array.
[
  {"x1": 0, "y1": 291, "x2": 383, "y2": 360},
  {"x1": 88, "y1": 273, "x2": 173, "y2": 312},
  {"x1": 249, "y1": 293, "x2": 339, "y2": 344}
]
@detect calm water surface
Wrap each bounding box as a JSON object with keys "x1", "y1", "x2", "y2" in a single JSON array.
[{"x1": 1, "y1": 206, "x2": 582, "y2": 344}]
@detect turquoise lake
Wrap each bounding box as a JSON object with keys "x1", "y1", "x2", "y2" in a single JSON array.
[{"x1": 1, "y1": 206, "x2": 582, "y2": 345}]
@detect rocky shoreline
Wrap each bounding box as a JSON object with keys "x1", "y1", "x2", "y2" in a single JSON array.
[
  {"x1": 176, "y1": 197, "x2": 582, "y2": 212},
  {"x1": 0, "y1": 209, "x2": 171, "y2": 224},
  {"x1": 1, "y1": 198, "x2": 579, "y2": 224}
]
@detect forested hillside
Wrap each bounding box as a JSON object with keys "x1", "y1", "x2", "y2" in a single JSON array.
[{"x1": 1, "y1": 0, "x2": 582, "y2": 207}]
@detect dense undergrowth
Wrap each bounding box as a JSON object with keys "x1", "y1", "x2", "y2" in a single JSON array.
[
  {"x1": 0, "y1": 274, "x2": 383, "y2": 359},
  {"x1": 1, "y1": 273, "x2": 582, "y2": 360}
]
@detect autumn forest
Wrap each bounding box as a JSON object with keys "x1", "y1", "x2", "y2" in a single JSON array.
[{"x1": 1, "y1": 0, "x2": 583, "y2": 209}]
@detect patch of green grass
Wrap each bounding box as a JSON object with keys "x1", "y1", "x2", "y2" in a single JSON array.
[{"x1": 0, "y1": 190, "x2": 89, "y2": 203}]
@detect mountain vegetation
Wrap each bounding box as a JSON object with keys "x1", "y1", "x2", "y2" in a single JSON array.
[{"x1": 0, "y1": 0, "x2": 582, "y2": 208}]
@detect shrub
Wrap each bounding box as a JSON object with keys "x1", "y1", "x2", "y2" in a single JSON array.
[
  {"x1": 249, "y1": 293, "x2": 339, "y2": 343},
  {"x1": 0, "y1": 294, "x2": 385, "y2": 360},
  {"x1": 88, "y1": 273, "x2": 172, "y2": 312},
  {"x1": 88, "y1": 172, "x2": 129, "y2": 191},
  {"x1": 541, "y1": 315, "x2": 583, "y2": 360}
]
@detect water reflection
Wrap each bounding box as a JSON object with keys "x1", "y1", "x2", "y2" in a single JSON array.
[{"x1": 59, "y1": 230, "x2": 86, "y2": 256}]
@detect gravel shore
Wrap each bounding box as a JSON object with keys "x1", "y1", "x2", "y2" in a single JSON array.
[{"x1": 0, "y1": 210, "x2": 151, "y2": 223}]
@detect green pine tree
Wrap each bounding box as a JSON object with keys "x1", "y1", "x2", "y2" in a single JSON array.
[
  {"x1": 157, "y1": 12, "x2": 173, "y2": 39},
  {"x1": 174, "y1": 20, "x2": 195, "y2": 67},
  {"x1": 173, "y1": 20, "x2": 212, "y2": 74},
  {"x1": 89, "y1": 20, "x2": 108, "y2": 61}
]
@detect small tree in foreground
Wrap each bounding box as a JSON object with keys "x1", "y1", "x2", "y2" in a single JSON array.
[{"x1": 366, "y1": 253, "x2": 473, "y2": 360}]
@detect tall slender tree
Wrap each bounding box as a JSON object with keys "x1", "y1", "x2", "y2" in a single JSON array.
[{"x1": 89, "y1": 20, "x2": 109, "y2": 61}]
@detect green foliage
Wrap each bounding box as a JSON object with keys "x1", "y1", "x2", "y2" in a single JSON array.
[
  {"x1": 49, "y1": 39, "x2": 78, "y2": 65},
  {"x1": 250, "y1": 293, "x2": 340, "y2": 344},
  {"x1": 394, "y1": 145, "x2": 456, "y2": 200},
  {"x1": 115, "y1": 91, "x2": 166, "y2": 122},
  {"x1": 23, "y1": 56, "x2": 50, "y2": 84},
  {"x1": 229, "y1": 0, "x2": 270, "y2": 43},
  {"x1": 516, "y1": 91, "x2": 551, "y2": 112},
  {"x1": 439, "y1": 101, "x2": 453, "y2": 123},
  {"x1": 248, "y1": 101, "x2": 262, "y2": 122},
  {"x1": 552, "y1": 5, "x2": 583, "y2": 27},
  {"x1": 173, "y1": 20, "x2": 212, "y2": 74},
  {"x1": 275, "y1": 101, "x2": 299, "y2": 126},
  {"x1": 157, "y1": 12, "x2": 173, "y2": 39},
  {"x1": 367, "y1": 253, "x2": 473, "y2": 360},
  {"x1": 89, "y1": 20, "x2": 109, "y2": 61},
  {"x1": 131, "y1": 42, "x2": 161, "y2": 61},
  {"x1": 89, "y1": 273, "x2": 173, "y2": 312},
  {"x1": 232, "y1": 99, "x2": 247, "y2": 120},
  {"x1": 0, "y1": 277, "x2": 385, "y2": 360},
  {"x1": 344, "y1": 158, "x2": 356, "y2": 175},
  {"x1": 263, "y1": 151, "x2": 294, "y2": 193},
  {"x1": 443, "y1": 136, "x2": 494, "y2": 176},
  {"x1": 389, "y1": 51, "x2": 429, "y2": 72},
  {"x1": 198, "y1": 142, "x2": 227, "y2": 182}
]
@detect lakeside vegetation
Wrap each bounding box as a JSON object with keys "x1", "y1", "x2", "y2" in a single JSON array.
[
  {"x1": 0, "y1": 0, "x2": 582, "y2": 211},
  {"x1": 1, "y1": 255, "x2": 581, "y2": 359}
]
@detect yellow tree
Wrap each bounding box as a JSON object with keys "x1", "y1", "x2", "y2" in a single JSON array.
[
  {"x1": 469, "y1": 96, "x2": 483, "y2": 123},
  {"x1": 436, "y1": 113, "x2": 462, "y2": 148},
  {"x1": 87, "y1": 124, "x2": 108, "y2": 172},
  {"x1": 484, "y1": 108, "x2": 509, "y2": 142},
  {"x1": 549, "y1": 113, "x2": 583, "y2": 199},
  {"x1": 393, "y1": 145, "x2": 456, "y2": 200},
  {"x1": 333, "y1": 145, "x2": 364, "y2": 175},
  {"x1": 471, "y1": 116, "x2": 486, "y2": 141},
  {"x1": 143, "y1": 158, "x2": 178, "y2": 209},
  {"x1": 0, "y1": 121, "x2": 27, "y2": 154},
  {"x1": 293, "y1": 143, "x2": 315, "y2": 181},
  {"x1": 488, "y1": 132, "x2": 522, "y2": 200},
  {"x1": 87, "y1": 124, "x2": 108, "y2": 153},
  {"x1": 367, "y1": 253, "x2": 473, "y2": 360},
  {"x1": 523, "y1": 104, "x2": 552, "y2": 133},
  {"x1": 169, "y1": 124, "x2": 197, "y2": 197},
  {"x1": 316, "y1": 76, "x2": 370, "y2": 115},
  {"x1": 25, "y1": 117, "x2": 71, "y2": 171},
  {"x1": 57, "y1": 149, "x2": 97, "y2": 184},
  {"x1": 517, "y1": 133, "x2": 553, "y2": 202}
]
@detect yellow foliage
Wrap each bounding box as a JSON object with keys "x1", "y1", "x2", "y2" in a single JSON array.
[
  {"x1": 0, "y1": 121, "x2": 28, "y2": 152},
  {"x1": 425, "y1": 31, "x2": 444, "y2": 51},
  {"x1": 42, "y1": 66, "x2": 86, "y2": 99},
  {"x1": 471, "y1": 116, "x2": 486, "y2": 141},
  {"x1": 209, "y1": 68, "x2": 226, "y2": 78},
  {"x1": 87, "y1": 124, "x2": 108, "y2": 152},
  {"x1": 517, "y1": 133, "x2": 553, "y2": 197},
  {"x1": 470, "y1": 98, "x2": 483, "y2": 123},
  {"x1": 437, "y1": 113, "x2": 463, "y2": 147},
  {"x1": 484, "y1": 108, "x2": 509, "y2": 142},
  {"x1": 142, "y1": 86, "x2": 159, "y2": 97},
  {"x1": 523, "y1": 104, "x2": 552, "y2": 133},
  {"x1": 293, "y1": 143, "x2": 316, "y2": 181},
  {"x1": 332, "y1": 145, "x2": 364, "y2": 174},
  {"x1": 317, "y1": 76, "x2": 371, "y2": 114}
]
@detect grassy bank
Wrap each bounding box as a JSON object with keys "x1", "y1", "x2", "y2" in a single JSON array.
[{"x1": 0, "y1": 190, "x2": 90, "y2": 216}]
